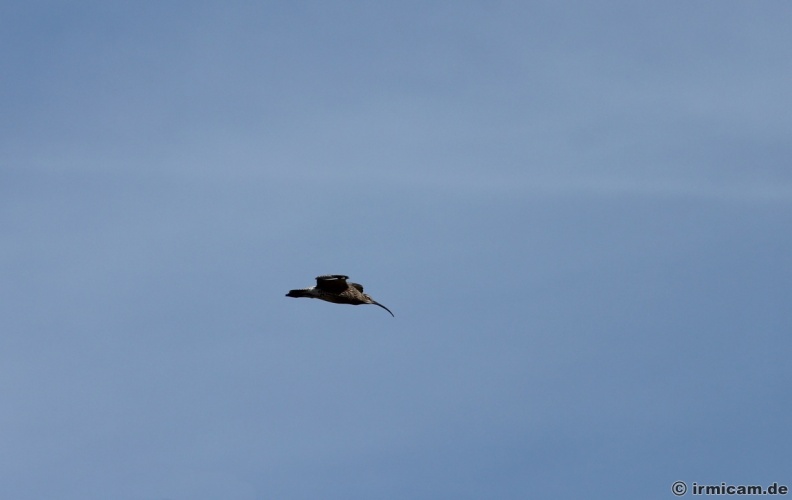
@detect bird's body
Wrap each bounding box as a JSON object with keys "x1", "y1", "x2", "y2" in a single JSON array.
[{"x1": 286, "y1": 275, "x2": 394, "y2": 317}]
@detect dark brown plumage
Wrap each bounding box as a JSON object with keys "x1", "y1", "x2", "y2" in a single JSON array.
[{"x1": 286, "y1": 275, "x2": 394, "y2": 317}]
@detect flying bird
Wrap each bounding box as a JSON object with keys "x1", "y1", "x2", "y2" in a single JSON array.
[{"x1": 286, "y1": 275, "x2": 394, "y2": 317}]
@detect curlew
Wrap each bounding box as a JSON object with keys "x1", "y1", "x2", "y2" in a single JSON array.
[{"x1": 286, "y1": 275, "x2": 394, "y2": 317}]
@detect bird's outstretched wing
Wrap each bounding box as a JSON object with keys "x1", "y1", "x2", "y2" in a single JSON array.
[{"x1": 315, "y1": 275, "x2": 350, "y2": 293}]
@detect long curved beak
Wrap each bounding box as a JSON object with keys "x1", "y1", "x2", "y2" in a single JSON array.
[{"x1": 372, "y1": 301, "x2": 395, "y2": 317}]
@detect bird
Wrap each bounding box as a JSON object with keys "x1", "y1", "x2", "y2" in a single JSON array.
[{"x1": 286, "y1": 274, "x2": 394, "y2": 317}]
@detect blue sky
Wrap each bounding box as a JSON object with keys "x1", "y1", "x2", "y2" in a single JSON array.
[{"x1": 2, "y1": 2, "x2": 791, "y2": 499}]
